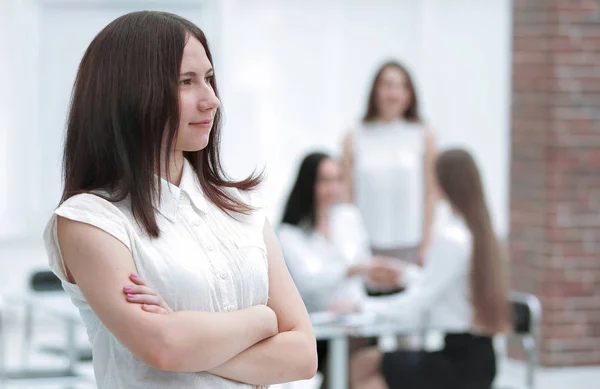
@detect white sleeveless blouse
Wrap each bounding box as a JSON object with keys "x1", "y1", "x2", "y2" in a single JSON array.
[
  {"x1": 43, "y1": 159, "x2": 269, "y2": 389},
  {"x1": 353, "y1": 119, "x2": 425, "y2": 249}
]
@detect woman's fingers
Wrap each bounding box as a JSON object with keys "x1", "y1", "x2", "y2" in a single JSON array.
[
  {"x1": 129, "y1": 273, "x2": 147, "y2": 286},
  {"x1": 142, "y1": 304, "x2": 169, "y2": 315},
  {"x1": 125, "y1": 293, "x2": 162, "y2": 305},
  {"x1": 123, "y1": 285, "x2": 156, "y2": 295},
  {"x1": 125, "y1": 291, "x2": 173, "y2": 314},
  {"x1": 124, "y1": 277, "x2": 173, "y2": 314}
]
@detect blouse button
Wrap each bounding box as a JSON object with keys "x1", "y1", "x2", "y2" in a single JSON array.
[
  {"x1": 226, "y1": 306, "x2": 234, "y2": 312},
  {"x1": 206, "y1": 244, "x2": 214, "y2": 251},
  {"x1": 193, "y1": 219, "x2": 201, "y2": 226},
  {"x1": 220, "y1": 271, "x2": 227, "y2": 279}
]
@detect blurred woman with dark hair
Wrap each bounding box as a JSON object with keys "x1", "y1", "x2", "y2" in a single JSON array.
[
  {"x1": 278, "y1": 151, "x2": 376, "y2": 387},
  {"x1": 349, "y1": 148, "x2": 511, "y2": 389},
  {"x1": 43, "y1": 10, "x2": 316, "y2": 389},
  {"x1": 342, "y1": 61, "x2": 438, "y2": 269},
  {"x1": 279, "y1": 152, "x2": 373, "y2": 314}
]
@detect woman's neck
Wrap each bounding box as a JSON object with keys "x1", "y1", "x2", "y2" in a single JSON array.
[
  {"x1": 314, "y1": 206, "x2": 329, "y2": 238},
  {"x1": 377, "y1": 110, "x2": 406, "y2": 123},
  {"x1": 160, "y1": 151, "x2": 185, "y2": 186},
  {"x1": 379, "y1": 115, "x2": 399, "y2": 123}
]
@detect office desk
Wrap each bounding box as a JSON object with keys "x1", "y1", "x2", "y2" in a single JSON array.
[{"x1": 312, "y1": 313, "x2": 425, "y2": 389}]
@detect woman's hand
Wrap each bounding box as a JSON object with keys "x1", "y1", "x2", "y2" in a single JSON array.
[
  {"x1": 123, "y1": 273, "x2": 173, "y2": 315},
  {"x1": 366, "y1": 258, "x2": 402, "y2": 288},
  {"x1": 124, "y1": 274, "x2": 277, "y2": 339},
  {"x1": 328, "y1": 299, "x2": 358, "y2": 315}
]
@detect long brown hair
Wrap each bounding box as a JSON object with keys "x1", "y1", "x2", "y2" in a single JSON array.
[
  {"x1": 61, "y1": 11, "x2": 261, "y2": 238},
  {"x1": 362, "y1": 60, "x2": 421, "y2": 123},
  {"x1": 435, "y1": 149, "x2": 511, "y2": 334}
]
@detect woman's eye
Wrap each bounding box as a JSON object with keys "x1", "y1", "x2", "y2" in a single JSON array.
[
  {"x1": 204, "y1": 75, "x2": 213, "y2": 83},
  {"x1": 179, "y1": 79, "x2": 192, "y2": 85}
]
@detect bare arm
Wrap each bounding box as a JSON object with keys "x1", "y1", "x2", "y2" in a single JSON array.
[
  {"x1": 419, "y1": 127, "x2": 438, "y2": 265},
  {"x1": 57, "y1": 217, "x2": 277, "y2": 372},
  {"x1": 341, "y1": 132, "x2": 354, "y2": 203},
  {"x1": 207, "y1": 220, "x2": 318, "y2": 385}
]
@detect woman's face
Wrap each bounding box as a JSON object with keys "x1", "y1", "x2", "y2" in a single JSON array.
[
  {"x1": 315, "y1": 158, "x2": 343, "y2": 210},
  {"x1": 174, "y1": 36, "x2": 221, "y2": 153},
  {"x1": 375, "y1": 66, "x2": 412, "y2": 122}
]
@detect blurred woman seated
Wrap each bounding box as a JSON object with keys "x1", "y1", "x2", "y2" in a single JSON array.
[
  {"x1": 279, "y1": 152, "x2": 373, "y2": 313},
  {"x1": 350, "y1": 149, "x2": 511, "y2": 389},
  {"x1": 278, "y1": 152, "x2": 376, "y2": 387}
]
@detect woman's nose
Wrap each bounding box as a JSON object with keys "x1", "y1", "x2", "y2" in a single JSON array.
[{"x1": 198, "y1": 88, "x2": 220, "y2": 111}]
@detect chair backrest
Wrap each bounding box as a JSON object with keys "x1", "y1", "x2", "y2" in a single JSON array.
[
  {"x1": 509, "y1": 291, "x2": 542, "y2": 337},
  {"x1": 512, "y1": 300, "x2": 531, "y2": 334},
  {"x1": 30, "y1": 271, "x2": 63, "y2": 292}
]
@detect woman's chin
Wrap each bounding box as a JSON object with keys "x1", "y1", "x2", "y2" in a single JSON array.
[{"x1": 182, "y1": 136, "x2": 210, "y2": 152}]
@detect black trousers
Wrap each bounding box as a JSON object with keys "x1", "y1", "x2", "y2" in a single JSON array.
[{"x1": 381, "y1": 333, "x2": 497, "y2": 389}]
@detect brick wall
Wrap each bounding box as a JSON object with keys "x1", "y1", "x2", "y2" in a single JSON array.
[{"x1": 510, "y1": 0, "x2": 600, "y2": 366}]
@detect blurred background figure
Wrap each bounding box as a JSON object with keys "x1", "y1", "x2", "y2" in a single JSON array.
[
  {"x1": 279, "y1": 152, "x2": 372, "y2": 315},
  {"x1": 279, "y1": 151, "x2": 376, "y2": 388},
  {"x1": 350, "y1": 148, "x2": 511, "y2": 389},
  {"x1": 341, "y1": 61, "x2": 437, "y2": 270}
]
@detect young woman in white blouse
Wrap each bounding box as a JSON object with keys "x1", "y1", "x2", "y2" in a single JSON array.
[
  {"x1": 278, "y1": 152, "x2": 373, "y2": 314},
  {"x1": 348, "y1": 149, "x2": 511, "y2": 389},
  {"x1": 342, "y1": 61, "x2": 438, "y2": 268},
  {"x1": 277, "y1": 152, "x2": 376, "y2": 388},
  {"x1": 43, "y1": 11, "x2": 316, "y2": 389}
]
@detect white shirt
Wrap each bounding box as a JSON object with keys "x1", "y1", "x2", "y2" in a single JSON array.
[
  {"x1": 278, "y1": 203, "x2": 371, "y2": 313},
  {"x1": 43, "y1": 160, "x2": 269, "y2": 389},
  {"x1": 362, "y1": 214, "x2": 474, "y2": 333},
  {"x1": 353, "y1": 119, "x2": 425, "y2": 248}
]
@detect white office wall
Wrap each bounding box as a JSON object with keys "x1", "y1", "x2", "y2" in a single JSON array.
[
  {"x1": 216, "y1": 0, "x2": 512, "y2": 234},
  {"x1": 0, "y1": 0, "x2": 512, "y2": 292}
]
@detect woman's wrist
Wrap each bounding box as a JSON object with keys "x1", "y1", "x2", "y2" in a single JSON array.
[
  {"x1": 248, "y1": 305, "x2": 278, "y2": 340},
  {"x1": 347, "y1": 263, "x2": 366, "y2": 277}
]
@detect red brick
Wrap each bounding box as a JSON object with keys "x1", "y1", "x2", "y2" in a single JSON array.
[
  {"x1": 513, "y1": 0, "x2": 550, "y2": 11},
  {"x1": 514, "y1": 10, "x2": 555, "y2": 25},
  {"x1": 551, "y1": 36, "x2": 582, "y2": 51},
  {"x1": 541, "y1": 351, "x2": 600, "y2": 366},
  {"x1": 543, "y1": 323, "x2": 590, "y2": 338},
  {"x1": 514, "y1": 51, "x2": 552, "y2": 65},
  {"x1": 514, "y1": 25, "x2": 551, "y2": 38},
  {"x1": 511, "y1": 1, "x2": 600, "y2": 366},
  {"x1": 553, "y1": 52, "x2": 600, "y2": 66},
  {"x1": 545, "y1": 337, "x2": 600, "y2": 352},
  {"x1": 553, "y1": 1, "x2": 599, "y2": 14},
  {"x1": 513, "y1": 37, "x2": 550, "y2": 51}
]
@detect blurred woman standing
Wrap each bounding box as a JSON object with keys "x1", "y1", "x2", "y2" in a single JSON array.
[{"x1": 342, "y1": 61, "x2": 438, "y2": 268}]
